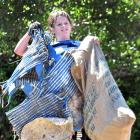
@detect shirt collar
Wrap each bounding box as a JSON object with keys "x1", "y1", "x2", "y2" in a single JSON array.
[{"x1": 51, "y1": 40, "x2": 80, "y2": 48}]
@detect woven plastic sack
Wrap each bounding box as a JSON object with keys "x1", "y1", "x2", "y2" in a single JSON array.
[{"x1": 71, "y1": 36, "x2": 136, "y2": 140}]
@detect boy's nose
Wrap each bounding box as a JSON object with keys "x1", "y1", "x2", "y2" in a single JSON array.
[{"x1": 62, "y1": 24, "x2": 65, "y2": 27}]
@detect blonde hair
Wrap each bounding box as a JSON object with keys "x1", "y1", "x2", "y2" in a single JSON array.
[{"x1": 47, "y1": 10, "x2": 73, "y2": 31}]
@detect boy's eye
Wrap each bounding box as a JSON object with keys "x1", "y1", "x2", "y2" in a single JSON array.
[
  {"x1": 57, "y1": 22, "x2": 69, "y2": 27},
  {"x1": 57, "y1": 23, "x2": 62, "y2": 26}
]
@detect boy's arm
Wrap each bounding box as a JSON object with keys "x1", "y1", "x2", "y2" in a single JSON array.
[{"x1": 14, "y1": 32, "x2": 31, "y2": 56}]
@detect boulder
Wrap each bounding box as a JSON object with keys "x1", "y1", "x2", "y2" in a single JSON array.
[{"x1": 21, "y1": 117, "x2": 73, "y2": 140}]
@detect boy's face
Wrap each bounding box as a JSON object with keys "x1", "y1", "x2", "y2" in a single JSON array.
[{"x1": 52, "y1": 16, "x2": 72, "y2": 41}]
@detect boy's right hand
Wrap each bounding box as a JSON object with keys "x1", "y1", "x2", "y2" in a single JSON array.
[{"x1": 27, "y1": 21, "x2": 43, "y2": 36}]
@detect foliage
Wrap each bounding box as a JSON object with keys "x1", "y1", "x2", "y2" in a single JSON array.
[{"x1": 0, "y1": 0, "x2": 139, "y2": 140}]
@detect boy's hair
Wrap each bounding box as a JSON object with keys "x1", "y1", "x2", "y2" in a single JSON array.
[{"x1": 47, "y1": 10, "x2": 73, "y2": 31}]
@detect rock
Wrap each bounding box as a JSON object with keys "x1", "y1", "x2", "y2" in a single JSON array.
[{"x1": 21, "y1": 117, "x2": 73, "y2": 140}]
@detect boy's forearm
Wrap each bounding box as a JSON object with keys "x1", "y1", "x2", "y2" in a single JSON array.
[{"x1": 14, "y1": 32, "x2": 31, "y2": 56}]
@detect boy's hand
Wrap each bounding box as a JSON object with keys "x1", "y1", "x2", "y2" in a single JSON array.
[
  {"x1": 28, "y1": 21, "x2": 43, "y2": 36},
  {"x1": 83, "y1": 35, "x2": 100, "y2": 46}
]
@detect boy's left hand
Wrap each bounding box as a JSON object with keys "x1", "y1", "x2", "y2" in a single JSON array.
[{"x1": 84, "y1": 35, "x2": 100, "y2": 46}]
